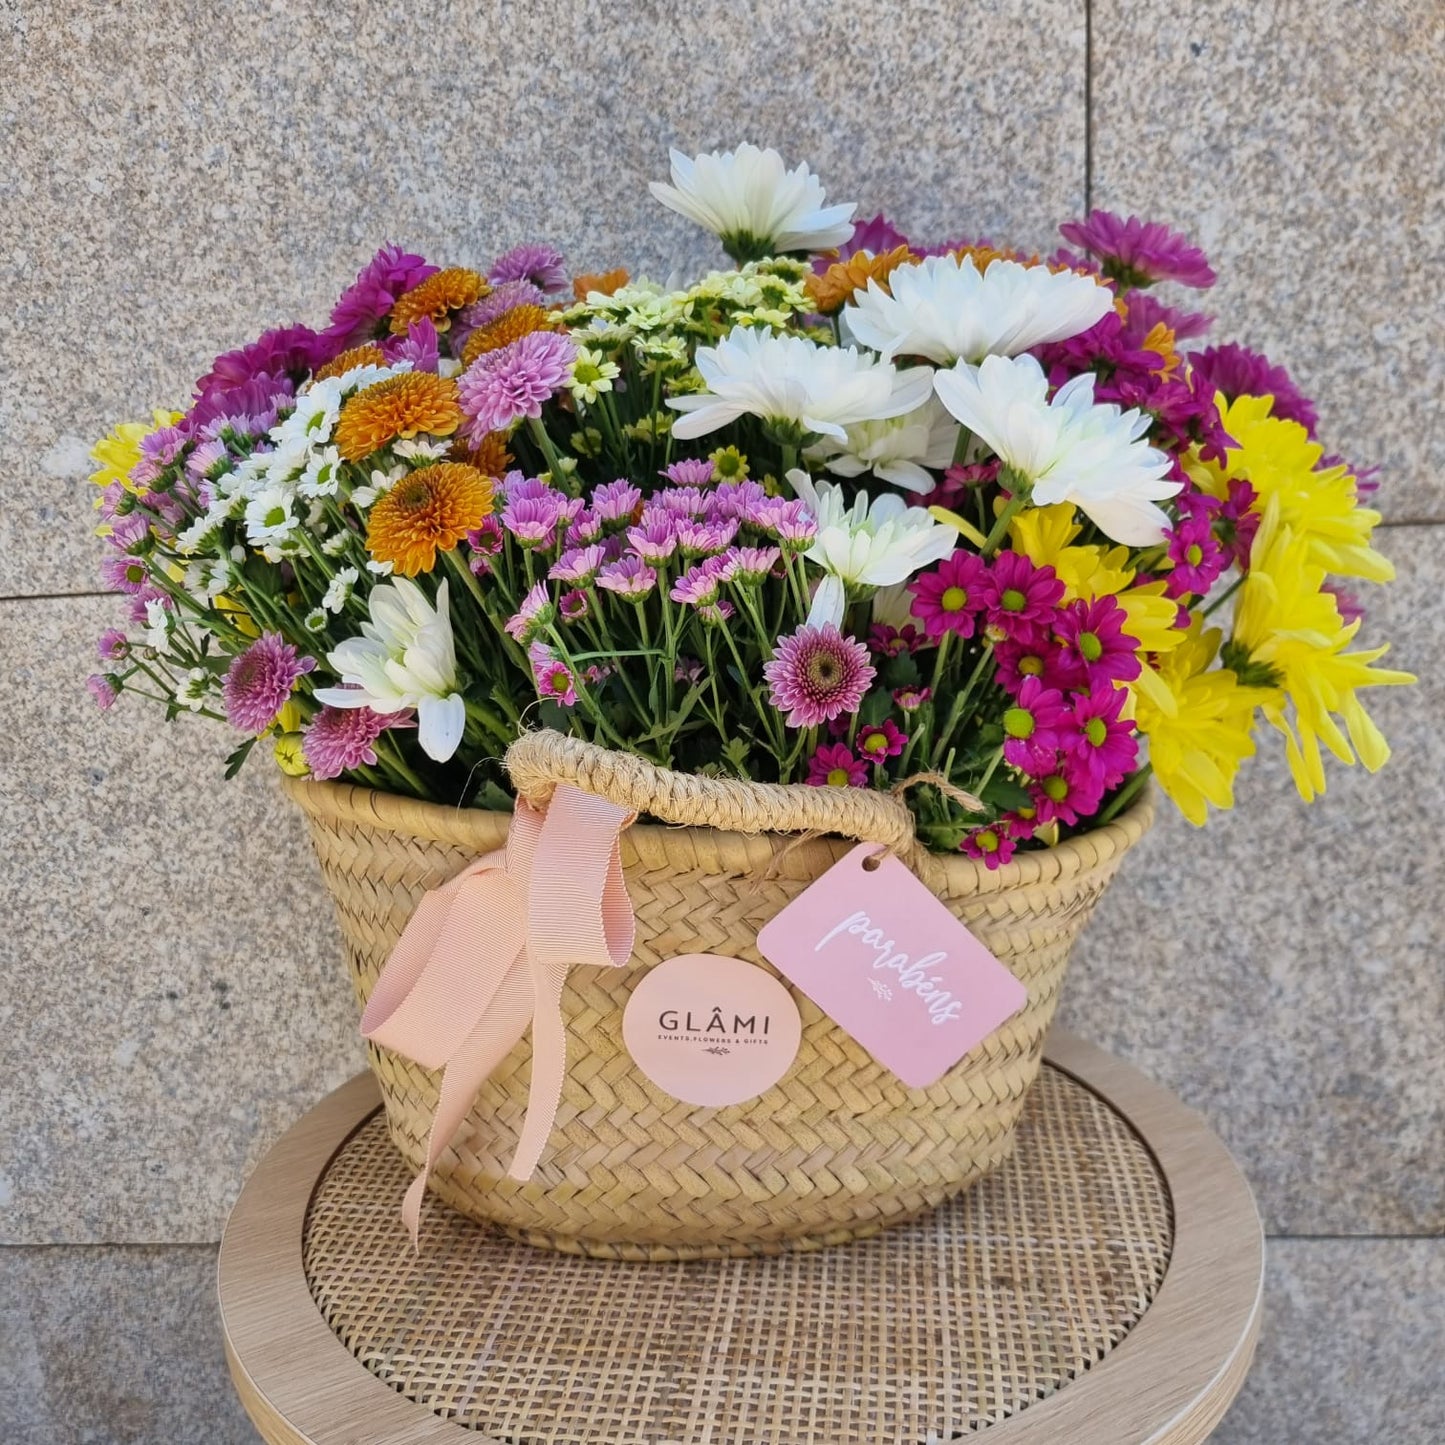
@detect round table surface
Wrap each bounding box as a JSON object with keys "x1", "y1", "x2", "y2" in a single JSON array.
[{"x1": 218, "y1": 1032, "x2": 1263, "y2": 1445}]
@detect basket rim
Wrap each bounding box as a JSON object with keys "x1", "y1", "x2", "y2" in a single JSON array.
[{"x1": 280, "y1": 769, "x2": 1154, "y2": 894}]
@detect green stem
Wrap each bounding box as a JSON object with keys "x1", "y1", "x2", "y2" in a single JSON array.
[
  {"x1": 1099, "y1": 764, "x2": 1152, "y2": 823},
  {"x1": 1203, "y1": 573, "x2": 1246, "y2": 618},
  {"x1": 981, "y1": 489, "x2": 1028, "y2": 558}
]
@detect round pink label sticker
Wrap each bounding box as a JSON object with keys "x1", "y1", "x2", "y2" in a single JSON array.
[{"x1": 622, "y1": 954, "x2": 802, "y2": 1108}]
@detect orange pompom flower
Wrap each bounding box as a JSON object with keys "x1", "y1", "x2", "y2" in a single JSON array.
[
  {"x1": 806, "y1": 245, "x2": 916, "y2": 314},
  {"x1": 389, "y1": 268, "x2": 486, "y2": 334},
  {"x1": 365, "y1": 463, "x2": 494, "y2": 576},
  {"x1": 450, "y1": 429, "x2": 514, "y2": 477},
  {"x1": 313, "y1": 343, "x2": 388, "y2": 381},
  {"x1": 460, "y1": 304, "x2": 554, "y2": 366},
  {"x1": 334, "y1": 373, "x2": 463, "y2": 461},
  {"x1": 572, "y1": 267, "x2": 630, "y2": 300}
]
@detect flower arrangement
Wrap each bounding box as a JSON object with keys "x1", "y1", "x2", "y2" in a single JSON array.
[{"x1": 86, "y1": 143, "x2": 1411, "y2": 863}]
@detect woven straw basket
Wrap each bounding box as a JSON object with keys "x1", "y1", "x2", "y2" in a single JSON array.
[{"x1": 283, "y1": 731, "x2": 1152, "y2": 1261}]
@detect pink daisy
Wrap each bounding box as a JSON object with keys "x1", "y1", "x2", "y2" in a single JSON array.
[
  {"x1": 97, "y1": 629, "x2": 129, "y2": 662},
  {"x1": 662, "y1": 458, "x2": 717, "y2": 487},
  {"x1": 676, "y1": 517, "x2": 738, "y2": 557},
  {"x1": 980, "y1": 552, "x2": 1066, "y2": 636},
  {"x1": 1052, "y1": 596, "x2": 1142, "y2": 686},
  {"x1": 86, "y1": 674, "x2": 119, "y2": 711},
  {"x1": 529, "y1": 642, "x2": 578, "y2": 706},
  {"x1": 100, "y1": 555, "x2": 151, "y2": 594},
  {"x1": 869, "y1": 622, "x2": 925, "y2": 658},
  {"x1": 302, "y1": 698, "x2": 415, "y2": 780},
  {"x1": 504, "y1": 582, "x2": 556, "y2": 643},
  {"x1": 806, "y1": 742, "x2": 869, "y2": 788},
  {"x1": 910, "y1": 553, "x2": 987, "y2": 641},
  {"x1": 670, "y1": 555, "x2": 733, "y2": 607},
  {"x1": 1063, "y1": 685, "x2": 1138, "y2": 790},
  {"x1": 892, "y1": 684, "x2": 932, "y2": 712},
  {"x1": 559, "y1": 588, "x2": 589, "y2": 623},
  {"x1": 763, "y1": 624, "x2": 875, "y2": 729},
  {"x1": 857, "y1": 719, "x2": 908, "y2": 761},
  {"x1": 591, "y1": 478, "x2": 642, "y2": 527},
  {"x1": 626, "y1": 514, "x2": 678, "y2": 564},
  {"x1": 222, "y1": 634, "x2": 315, "y2": 734},
  {"x1": 751, "y1": 497, "x2": 819, "y2": 546},
  {"x1": 726, "y1": 545, "x2": 780, "y2": 583},
  {"x1": 550, "y1": 544, "x2": 607, "y2": 585},
  {"x1": 466, "y1": 516, "x2": 504, "y2": 577},
  {"x1": 597, "y1": 554, "x2": 658, "y2": 600},
  {"x1": 458, "y1": 330, "x2": 576, "y2": 442}
]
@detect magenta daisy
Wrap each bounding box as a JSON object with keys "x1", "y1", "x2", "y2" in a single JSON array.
[
  {"x1": 909, "y1": 553, "x2": 987, "y2": 641},
  {"x1": 100, "y1": 554, "x2": 151, "y2": 594},
  {"x1": 829, "y1": 212, "x2": 911, "y2": 265},
  {"x1": 458, "y1": 329, "x2": 576, "y2": 442},
  {"x1": 806, "y1": 742, "x2": 870, "y2": 788},
  {"x1": 1063, "y1": 685, "x2": 1138, "y2": 790},
  {"x1": 961, "y1": 824, "x2": 1016, "y2": 870},
  {"x1": 302, "y1": 698, "x2": 415, "y2": 780},
  {"x1": 858, "y1": 719, "x2": 908, "y2": 761},
  {"x1": 993, "y1": 633, "x2": 1073, "y2": 693},
  {"x1": 662, "y1": 458, "x2": 717, "y2": 487},
  {"x1": 222, "y1": 633, "x2": 315, "y2": 734},
  {"x1": 1058, "y1": 210, "x2": 1216, "y2": 289},
  {"x1": 528, "y1": 642, "x2": 578, "y2": 706},
  {"x1": 892, "y1": 684, "x2": 932, "y2": 713},
  {"x1": 763, "y1": 624, "x2": 875, "y2": 729},
  {"x1": 1187, "y1": 342, "x2": 1318, "y2": 436},
  {"x1": 1001, "y1": 677, "x2": 1070, "y2": 776},
  {"x1": 1030, "y1": 769, "x2": 1105, "y2": 828},
  {"x1": 1052, "y1": 596, "x2": 1143, "y2": 685},
  {"x1": 1218, "y1": 478, "x2": 1261, "y2": 569},
  {"x1": 980, "y1": 552, "x2": 1066, "y2": 635},
  {"x1": 326, "y1": 244, "x2": 437, "y2": 349},
  {"x1": 1164, "y1": 507, "x2": 1227, "y2": 600},
  {"x1": 597, "y1": 554, "x2": 658, "y2": 600},
  {"x1": 488, "y1": 244, "x2": 568, "y2": 293}
]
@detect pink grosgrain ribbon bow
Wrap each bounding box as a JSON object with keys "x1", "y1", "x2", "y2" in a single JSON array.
[{"x1": 360, "y1": 784, "x2": 635, "y2": 1242}]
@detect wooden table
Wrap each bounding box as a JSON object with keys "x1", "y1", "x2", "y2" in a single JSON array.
[{"x1": 218, "y1": 1033, "x2": 1263, "y2": 1444}]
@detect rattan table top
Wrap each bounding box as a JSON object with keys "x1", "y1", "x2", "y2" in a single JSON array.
[{"x1": 219, "y1": 1034, "x2": 1263, "y2": 1445}]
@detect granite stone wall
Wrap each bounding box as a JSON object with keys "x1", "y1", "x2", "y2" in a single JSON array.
[{"x1": 3, "y1": 2, "x2": 1440, "y2": 1440}]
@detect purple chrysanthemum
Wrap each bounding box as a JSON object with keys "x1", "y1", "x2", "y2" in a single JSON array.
[
  {"x1": 763, "y1": 624, "x2": 875, "y2": 729},
  {"x1": 596, "y1": 554, "x2": 658, "y2": 600},
  {"x1": 325, "y1": 244, "x2": 438, "y2": 349},
  {"x1": 383, "y1": 316, "x2": 440, "y2": 373},
  {"x1": 1059, "y1": 210, "x2": 1216, "y2": 289},
  {"x1": 186, "y1": 375, "x2": 294, "y2": 437},
  {"x1": 86, "y1": 674, "x2": 119, "y2": 711},
  {"x1": 1187, "y1": 342, "x2": 1319, "y2": 436},
  {"x1": 194, "y1": 325, "x2": 333, "y2": 405},
  {"x1": 662, "y1": 458, "x2": 718, "y2": 487},
  {"x1": 489, "y1": 244, "x2": 568, "y2": 293},
  {"x1": 458, "y1": 330, "x2": 577, "y2": 442},
  {"x1": 454, "y1": 280, "x2": 548, "y2": 345},
  {"x1": 98, "y1": 628, "x2": 130, "y2": 662},
  {"x1": 222, "y1": 633, "x2": 315, "y2": 734},
  {"x1": 302, "y1": 698, "x2": 415, "y2": 780},
  {"x1": 815, "y1": 213, "x2": 911, "y2": 270},
  {"x1": 591, "y1": 478, "x2": 642, "y2": 526},
  {"x1": 550, "y1": 544, "x2": 607, "y2": 585},
  {"x1": 627, "y1": 514, "x2": 678, "y2": 564}
]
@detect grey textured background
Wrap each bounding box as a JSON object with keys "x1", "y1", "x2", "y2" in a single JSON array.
[{"x1": 2, "y1": 1, "x2": 1441, "y2": 1441}]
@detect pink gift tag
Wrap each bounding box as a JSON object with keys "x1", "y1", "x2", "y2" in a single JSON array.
[{"x1": 756, "y1": 845, "x2": 1028, "y2": 1090}]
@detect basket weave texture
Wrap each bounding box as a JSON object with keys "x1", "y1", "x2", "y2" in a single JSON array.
[{"x1": 283, "y1": 732, "x2": 1153, "y2": 1260}]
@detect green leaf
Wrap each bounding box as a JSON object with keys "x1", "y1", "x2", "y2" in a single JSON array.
[
  {"x1": 472, "y1": 780, "x2": 515, "y2": 813},
  {"x1": 223, "y1": 736, "x2": 257, "y2": 780}
]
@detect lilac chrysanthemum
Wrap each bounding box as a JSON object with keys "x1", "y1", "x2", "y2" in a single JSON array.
[
  {"x1": 824, "y1": 212, "x2": 910, "y2": 267},
  {"x1": 597, "y1": 554, "x2": 658, "y2": 600},
  {"x1": 591, "y1": 478, "x2": 642, "y2": 525},
  {"x1": 670, "y1": 555, "x2": 732, "y2": 607},
  {"x1": 1059, "y1": 210, "x2": 1217, "y2": 289},
  {"x1": 185, "y1": 375, "x2": 294, "y2": 437},
  {"x1": 222, "y1": 633, "x2": 315, "y2": 734},
  {"x1": 303, "y1": 699, "x2": 415, "y2": 780},
  {"x1": 751, "y1": 497, "x2": 818, "y2": 545},
  {"x1": 455, "y1": 280, "x2": 547, "y2": 340},
  {"x1": 675, "y1": 516, "x2": 738, "y2": 557},
  {"x1": 763, "y1": 624, "x2": 876, "y2": 729},
  {"x1": 550, "y1": 544, "x2": 607, "y2": 585},
  {"x1": 1187, "y1": 342, "x2": 1319, "y2": 436},
  {"x1": 488, "y1": 244, "x2": 567, "y2": 293},
  {"x1": 458, "y1": 330, "x2": 577, "y2": 442},
  {"x1": 661, "y1": 458, "x2": 718, "y2": 487},
  {"x1": 383, "y1": 316, "x2": 440, "y2": 373},
  {"x1": 326, "y1": 244, "x2": 438, "y2": 349},
  {"x1": 101, "y1": 554, "x2": 151, "y2": 593}
]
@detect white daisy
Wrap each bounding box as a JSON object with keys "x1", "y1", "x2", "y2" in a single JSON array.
[
  {"x1": 667, "y1": 327, "x2": 934, "y2": 443},
  {"x1": 142, "y1": 597, "x2": 172, "y2": 652},
  {"x1": 320, "y1": 531, "x2": 352, "y2": 556},
  {"x1": 843, "y1": 254, "x2": 1113, "y2": 365},
  {"x1": 243, "y1": 486, "x2": 299, "y2": 547},
  {"x1": 649, "y1": 143, "x2": 856, "y2": 257},
  {"x1": 322, "y1": 566, "x2": 359, "y2": 614},
  {"x1": 315, "y1": 577, "x2": 465, "y2": 761},
  {"x1": 786, "y1": 469, "x2": 957, "y2": 628},
  {"x1": 804, "y1": 395, "x2": 960, "y2": 494},
  {"x1": 933, "y1": 354, "x2": 1181, "y2": 545},
  {"x1": 391, "y1": 436, "x2": 453, "y2": 462},
  {"x1": 303, "y1": 607, "x2": 328, "y2": 633},
  {"x1": 298, "y1": 445, "x2": 344, "y2": 498},
  {"x1": 177, "y1": 667, "x2": 212, "y2": 712}
]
